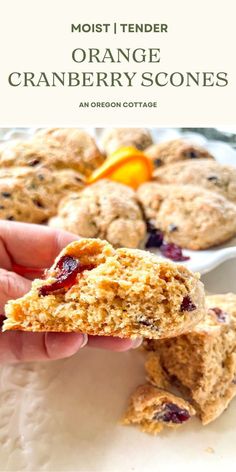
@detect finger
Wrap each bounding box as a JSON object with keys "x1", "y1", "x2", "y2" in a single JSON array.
[
  {"x1": 0, "y1": 331, "x2": 87, "y2": 363},
  {"x1": 0, "y1": 221, "x2": 78, "y2": 271},
  {"x1": 0, "y1": 268, "x2": 31, "y2": 312},
  {"x1": 87, "y1": 335, "x2": 143, "y2": 351}
]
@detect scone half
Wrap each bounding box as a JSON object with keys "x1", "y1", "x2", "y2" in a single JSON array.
[{"x1": 3, "y1": 238, "x2": 205, "y2": 339}]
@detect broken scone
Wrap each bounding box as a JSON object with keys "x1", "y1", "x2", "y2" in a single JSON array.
[
  {"x1": 145, "y1": 293, "x2": 236, "y2": 424},
  {"x1": 122, "y1": 384, "x2": 195, "y2": 434},
  {"x1": 3, "y1": 238, "x2": 205, "y2": 338}
]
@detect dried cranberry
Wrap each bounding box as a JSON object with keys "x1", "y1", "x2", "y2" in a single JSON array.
[
  {"x1": 29, "y1": 159, "x2": 40, "y2": 167},
  {"x1": 138, "y1": 317, "x2": 153, "y2": 327},
  {"x1": 186, "y1": 150, "x2": 198, "y2": 159},
  {"x1": 154, "y1": 403, "x2": 190, "y2": 424},
  {"x1": 154, "y1": 158, "x2": 163, "y2": 167},
  {"x1": 33, "y1": 199, "x2": 45, "y2": 208},
  {"x1": 39, "y1": 255, "x2": 93, "y2": 296},
  {"x1": 145, "y1": 225, "x2": 189, "y2": 261},
  {"x1": 38, "y1": 175, "x2": 45, "y2": 181},
  {"x1": 207, "y1": 175, "x2": 219, "y2": 182},
  {"x1": 145, "y1": 229, "x2": 164, "y2": 249},
  {"x1": 210, "y1": 307, "x2": 228, "y2": 323},
  {"x1": 56, "y1": 255, "x2": 78, "y2": 272},
  {"x1": 146, "y1": 221, "x2": 157, "y2": 233},
  {"x1": 160, "y1": 242, "x2": 189, "y2": 262},
  {"x1": 180, "y1": 296, "x2": 196, "y2": 312},
  {"x1": 168, "y1": 224, "x2": 178, "y2": 232}
]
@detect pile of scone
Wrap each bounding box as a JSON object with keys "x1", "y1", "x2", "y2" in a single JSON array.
[
  {"x1": 123, "y1": 292, "x2": 236, "y2": 434},
  {"x1": 1, "y1": 127, "x2": 236, "y2": 252}
]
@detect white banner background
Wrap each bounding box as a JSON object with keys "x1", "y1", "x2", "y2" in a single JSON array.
[{"x1": 0, "y1": 0, "x2": 235, "y2": 126}]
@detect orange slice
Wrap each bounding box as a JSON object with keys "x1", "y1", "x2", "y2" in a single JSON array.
[{"x1": 87, "y1": 146, "x2": 153, "y2": 189}]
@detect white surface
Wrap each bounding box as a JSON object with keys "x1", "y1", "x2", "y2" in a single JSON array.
[
  {"x1": 0, "y1": 129, "x2": 236, "y2": 471},
  {"x1": 0, "y1": 326, "x2": 236, "y2": 471}
]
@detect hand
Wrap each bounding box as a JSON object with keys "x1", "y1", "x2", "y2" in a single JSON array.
[{"x1": 0, "y1": 221, "x2": 142, "y2": 363}]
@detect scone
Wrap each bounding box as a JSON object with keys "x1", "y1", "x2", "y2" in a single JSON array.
[
  {"x1": 145, "y1": 293, "x2": 236, "y2": 424},
  {"x1": 49, "y1": 179, "x2": 146, "y2": 249},
  {"x1": 145, "y1": 353, "x2": 172, "y2": 390},
  {"x1": 0, "y1": 167, "x2": 84, "y2": 223},
  {"x1": 146, "y1": 139, "x2": 214, "y2": 168},
  {"x1": 101, "y1": 128, "x2": 153, "y2": 155},
  {"x1": 138, "y1": 183, "x2": 236, "y2": 250},
  {"x1": 122, "y1": 384, "x2": 195, "y2": 434},
  {"x1": 153, "y1": 159, "x2": 236, "y2": 204},
  {"x1": 3, "y1": 238, "x2": 205, "y2": 338},
  {"x1": 0, "y1": 130, "x2": 104, "y2": 177},
  {"x1": 34, "y1": 128, "x2": 105, "y2": 175}
]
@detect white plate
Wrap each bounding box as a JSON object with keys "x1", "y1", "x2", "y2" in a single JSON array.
[
  {"x1": 151, "y1": 238, "x2": 236, "y2": 275},
  {"x1": 0, "y1": 347, "x2": 235, "y2": 472}
]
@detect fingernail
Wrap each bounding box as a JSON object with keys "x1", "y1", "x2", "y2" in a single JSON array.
[
  {"x1": 80, "y1": 333, "x2": 88, "y2": 348},
  {"x1": 131, "y1": 337, "x2": 143, "y2": 349}
]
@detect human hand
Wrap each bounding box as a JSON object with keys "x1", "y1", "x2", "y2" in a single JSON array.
[{"x1": 0, "y1": 221, "x2": 142, "y2": 363}]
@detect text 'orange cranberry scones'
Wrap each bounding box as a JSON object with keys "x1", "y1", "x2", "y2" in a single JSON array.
[{"x1": 3, "y1": 239, "x2": 205, "y2": 338}]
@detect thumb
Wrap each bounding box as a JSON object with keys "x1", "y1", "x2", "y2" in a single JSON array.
[
  {"x1": 0, "y1": 269, "x2": 89, "y2": 363},
  {"x1": 0, "y1": 268, "x2": 31, "y2": 313}
]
